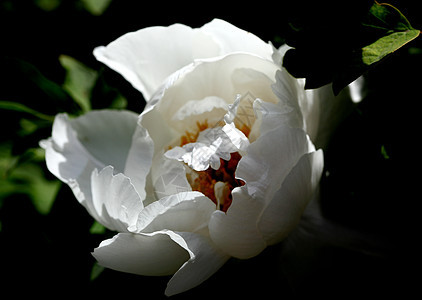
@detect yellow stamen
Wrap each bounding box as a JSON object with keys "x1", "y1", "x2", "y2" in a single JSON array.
[{"x1": 180, "y1": 120, "x2": 209, "y2": 146}]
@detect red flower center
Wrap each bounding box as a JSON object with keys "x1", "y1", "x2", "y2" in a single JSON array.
[
  {"x1": 180, "y1": 120, "x2": 248, "y2": 212},
  {"x1": 188, "y1": 152, "x2": 244, "y2": 212}
]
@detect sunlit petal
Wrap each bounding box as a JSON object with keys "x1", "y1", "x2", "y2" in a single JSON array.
[
  {"x1": 91, "y1": 166, "x2": 143, "y2": 232},
  {"x1": 92, "y1": 231, "x2": 189, "y2": 276},
  {"x1": 165, "y1": 232, "x2": 230, "y2": 296}
]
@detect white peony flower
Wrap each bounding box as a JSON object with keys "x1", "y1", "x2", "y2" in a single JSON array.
[{"x1": 41, "y1": 19, "x2": 361, "y2": 295}]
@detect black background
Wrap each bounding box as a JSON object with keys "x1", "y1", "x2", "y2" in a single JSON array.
[{"x1": 0, "y1": 0, "x2": 420, "y2": 298}]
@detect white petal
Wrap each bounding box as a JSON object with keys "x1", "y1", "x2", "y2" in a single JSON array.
[
  {"x1": 274, "y1": 70, "x2": 365, "y2": 149},
  {"x1": 150, "y1": 152, "x2": 192, "y2": 201},
  {"x1": 147, "y1": 53, "x2": 279, "y2": 135},
  {"x1": 271, "y1": 67, "x2": 363, "y2": 147},
  {"x1": 91, "y1": 166, "x2": 143, "y2": 232},
  {"x1": 165, "y1": 125, "x2": 242, "y2": 172},
  {"x1": 42, "y1": 114, "x2": 103, "y2": 222},
  {"x1": 270, "y1": 69, "x2": 305, "y2": 130},
  {"x1": 209, "y1": 109, "x2": 316, "y2": 259},
  {"x1": 165, "y1": 232, "x2": 230, "y2": 296},
  {"x1": 139, "y1": 105, "x2": 175, "y2": 155},
  {"x1": 133, "y1": 191, "x2": 215, "y2": 235},
  {"x1": 200, "y1": 19, "x2": 273, "y2": 61},
  {"x1": 140, "y1": 53, "x2": 279, "y2": 157},
  {"x1": 42, "y1": 110, "x2": 139, "y2": 224},
  {"x1": 223, "y1": 93, "x2": 242, "y2": 123},
  {"x1": 170, "y1": 95, "x2": 228, "y2": 133},
  {"x1": 209, "y1": 186, "x2": 266, "y2": 259},
  {"x1": 164, "y1": 146, "x2": 188, "y2": 163},
  {"x1": 172, "y1": 96, "x2": 228, "y2": 121},
  {"x1": 123, "y1": 122, "x2": 154, "y2": 202},
  {"x1": 92, "y1": 231, "x2": 189, "y2": 276},
  {"x1": 214, "y1": 181, "x2": 230, "y2": 209},
  {"x1": 305, "y1": 77, "x2": 365, "y2": 148},
  {"x1": 94, "y1": 23, "x2": 219, "y2": 100},
  {"x1": 222, "y1": 123, "x2": 249, "y2": 152},
  {"x1": 236, "y1": 124, "x2": 311, "y2": 203},
  {"x1": 42, "y1": 114, "x2": 99, "y2": 184},
  {"x1": 348, "y1": 75, "x2": 365, "y2": 103},
  {"x1": 70, "y1": 110, "x2": 138, "y2": 174},
  {"x1": 94, "y1": 19, "x2": 273, "y2": 101},
  {"x1": 258, "y1": 150, "x2": 324, "y2": 245},
  {"x1": 231, "y1": 68, "x2": 279, "y2": 106},
  {"x1": 93, "y1": 230, "x2": 230, "y2": 295},
  {"x1": 271, "y1": 44, "x2": 291, "y2": 65}
]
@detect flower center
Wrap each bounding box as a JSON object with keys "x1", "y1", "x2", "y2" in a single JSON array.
[
  {"x1": 181, "y1": 121, "x2": 247, "y2": 212},
  {"x1": 187, "y1": 152, "x2": 245, "y2": 212},
  {"x1": 180, "y1": 120, "x2": 210, "y2": 146}
]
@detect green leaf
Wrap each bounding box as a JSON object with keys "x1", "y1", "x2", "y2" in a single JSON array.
[
  {"x1": 362, "y1": 29, "x2": 420, "y2": 65},
  {"x1": 81, "y1": 0, "x2": 112, "y2": 16},
  {"x1": 0, "y1": 101, "x2": 54, "y2": 121},
  {"x1": 34, "y1": 0, "x2": 61, "y2": 11},
  {"x1": 361, "y1": 1, "x2": 420, "y2": 66},
  {"x1": 408, "y1": 47, "x2": 422, "y2": 55},
  {"x1": 0, "y1": 143, "x2": 60, "y2": 215},
  {"x1": 90, "y1": 68, "x2": 129, "y2": 110},
  {"x1": 14, "y1": 163, "x2": 61, "y2": 214},
  {"x1": 283, "y1": 1, "x2": 420, "y2": 95},
  {"x1": 364, "y1": 1, "x2": 414, "y2": 32},
  {"x1": 381, "y1": 145, "x2": 390, "y2": 160},
  {"x1": 89, "y1": 221, "x2": 106, "y2": 234},
  {"x1": 4, "y1": 58, "x2": 70, "y2": 105},
  {"x1": 90, "y1": 262, "x2": 105, "y2": 281},
  {"x1": 0, "y1": 142, "x2": 18, "y2": 181},
  {"x1": 59, "y1": 55, "x2": 98, "y2": 113}
]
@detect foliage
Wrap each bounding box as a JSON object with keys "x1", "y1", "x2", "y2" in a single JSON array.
[{"x1": 283, "y1": 1, "x2": 420, "y2": 94}]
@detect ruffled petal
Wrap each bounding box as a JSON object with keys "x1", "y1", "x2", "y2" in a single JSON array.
[
  {"x1": 208, "y1": 186, "x2": 266, "y2": 259},
  {"x1": 169, "y1": 95, "x2": 228, "y2": 133},
  {"x1": 258, "y1": 150, "x2": 324, "y2": 245},
  {"x1": 304, "y1": 76, "x2": 365, "y2": 149},
  {"x1": 200, "y1": 19, "x2": 273, "y2": 61},
  {"x1": 94, "y1": 19, "x2": 274, "y2": 101},
  {"x1": 70, "y1": 110, "x2": 138, "y2": 173},
  {"x1": 91, "y1": 166, "x2": 143, "y2": 232},
  {"x1": 41, "y1": 113, "x2": 101, "y2": 184},
  {"x1": 271, "y1": 67, "x2": 366, "y2": 149},
  {"x1": 41, "y1": 114, "x2": 103, "y2": 221},
  {"x1": 154, "y1": 53, "x2": 279, "y2": 124},
  {"x1": 93, "y1": 230, "x2": 230, "y2": 295},
  {"x1": 236, "y1": 124, "x2": 311, "y2": 203},
  {"x1": 41, "y1": 110, "x2": 139, "y2": 223},
  {"x1": 92, "y1": 231, "x2": 190, "y2": 276},
  {"x1": 209, "y1": 89, "x2": 316, "y2": 259},
  {"x1": 132, "y1": 191, "x2": 215, "y2": 235},
  {"x1": 150, "y1": 152, "x2": 192, "y2": 201},
  {"x1": 270, "y1": 69, "x2": 305, "y2": 130},
  {"x1": 165, "y1": 232, "x2": 230, "y2": 296},
  {"x1": 123, "y1": 122, "x2": 154, "y2": 202},
  {"x1": 208, "y1": 145, "x2": 321, "y2": 259},
  {"x1": 141, "y1": 53, "x2": 279, "y2": 151},
  {"x1": 93, "y1": 23, "x2": 219, "y2": 100},
  {"x1": 164, "y1": 126, "x2": 241, "y2": 172}
]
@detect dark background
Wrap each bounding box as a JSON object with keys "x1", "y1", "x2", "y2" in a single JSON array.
[{"x1": 0, "y1": 0, "x2": 420, "y2": 298}]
